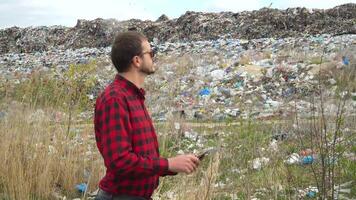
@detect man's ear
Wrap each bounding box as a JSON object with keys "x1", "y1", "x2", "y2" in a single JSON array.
[{"x1": 131, "y1": 55, "x2": 141, "y2": 68}]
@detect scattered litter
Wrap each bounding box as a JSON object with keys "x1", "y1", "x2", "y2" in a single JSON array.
[
  {"x1": 75, "y1": 183, "x2": 87, "y2": 193},
  {"x1": 252, "y1": 157, "x2": 270, "y2": 170},
  {"x1": 198, "y1": 88, "x2": 211, "y2": 96},
  {"x1": 1, "y1": 33, "x2": 355, "y2": 122},
  {"x1": 342, "y1": 56, "x2": 350, "y2": 65},
  {"x1": 301, "y1": 155, "x2": 315, "y2": 165},
  {"x1": 285, "y1": 153, "x2": 300, "y2": 165}
]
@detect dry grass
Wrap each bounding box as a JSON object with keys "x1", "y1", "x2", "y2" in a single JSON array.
[
  {"x1": 0, "y1": 102, "x2": 104, "y2": 200},
  {"x1": 0, "y1": 101, "x2": 225, "y2": 200},
  {"x1": 0, "y1": 99, "x2": 354, "y2": 200},
  {"x1": 154, "y1": 153, "x2": 220, "y2": 200}
]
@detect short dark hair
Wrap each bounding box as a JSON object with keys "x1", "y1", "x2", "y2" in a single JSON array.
[{"x1": 111, "y1": 31, "x2": 147, "y2": 72}]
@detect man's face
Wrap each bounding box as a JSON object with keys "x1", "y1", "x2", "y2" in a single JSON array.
[{"x1": 139, "y1": 40, "x2": 156, "y2": 75}]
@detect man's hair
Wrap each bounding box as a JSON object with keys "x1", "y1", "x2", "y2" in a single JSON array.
[{"x1": 111, "y1": 31, "x2": 147, "y2": 72}]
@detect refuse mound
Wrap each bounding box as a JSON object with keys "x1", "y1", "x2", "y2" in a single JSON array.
[{"x1": 0, "y1": 3, "x2": 355, "y2": 54}]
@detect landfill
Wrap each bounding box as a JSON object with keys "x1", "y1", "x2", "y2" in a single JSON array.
[
  {"x1": 1, "y1": 33, "x2": 355, "y2": 122},
  {"x1": 0, "y1": 4, "x2": 355, "y2": 200},
  {"x1": 0, "y1": 3, "x2": 355, "y2": 54}
]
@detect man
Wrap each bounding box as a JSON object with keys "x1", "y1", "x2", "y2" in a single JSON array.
[{"x1": 94, "y1": 31, "x2": 200, "y2": 200}]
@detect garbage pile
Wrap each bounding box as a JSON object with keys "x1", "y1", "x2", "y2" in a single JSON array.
[
  {"x1": 145, "y1": 34, "x2": 356, "y2": 121},
  {"x1": 0, "y1": 3, "x2": 355, "y2": 54},
  {"x1": 0, "y1": 33, "x2": 355, "y2": 121}
]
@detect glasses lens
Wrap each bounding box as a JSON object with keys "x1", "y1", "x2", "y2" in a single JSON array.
[{"x1": 152, "y1": 48, "x2": 157, "y2": 58}]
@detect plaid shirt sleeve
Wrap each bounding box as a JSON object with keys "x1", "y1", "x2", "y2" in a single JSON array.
[{"x1": 96, "y1": 97, "x2": 170, "y2": 177}]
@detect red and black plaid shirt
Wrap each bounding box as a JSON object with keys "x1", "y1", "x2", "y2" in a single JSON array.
[{"x1": 94, "y1": 75, "x2": 174, "y2": 199}]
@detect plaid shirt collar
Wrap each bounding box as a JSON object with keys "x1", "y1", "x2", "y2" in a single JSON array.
[{"x1": 114, "y1": 74, "x2": 146, "y2": 99}]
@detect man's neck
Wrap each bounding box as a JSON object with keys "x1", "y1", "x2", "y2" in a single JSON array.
[{"x1": 118, "y1": 72, "x2": 145, "y2": 89}]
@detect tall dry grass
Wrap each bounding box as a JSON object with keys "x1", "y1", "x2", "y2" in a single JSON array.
[
  {"x1": 153, "y1": 152, "x2": 221, "y2": 200},
  {"x1": 0, "y1": 102, "x2": 225, "y2": 200},
  {"x1": 0, "y1": 103, "x2": 104, "y2": 200}
]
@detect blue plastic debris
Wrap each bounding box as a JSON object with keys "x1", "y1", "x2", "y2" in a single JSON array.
[
  {"x1": 342, "y1": 56, "x2": 349, "y2": 65},
  {"x1": 306, "y1": 191, "x2": 316, "y2": 198},
  {"x1": 302, "y1": 155, "x2": 314, "y2": 165},
  {"x1": 234, "y1": 81, "x2": 244, "y2": 89},
  {"x1": 75, "y1": 183, "x2": 87, "y2": 193},
  {"x1": 198, "y1": 88, "x2": 211, "y2": 96}
]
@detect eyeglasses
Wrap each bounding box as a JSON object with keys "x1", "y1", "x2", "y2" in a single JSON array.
[{"x1": 140, "y1": 48, "x2": 156, "y2": 59}]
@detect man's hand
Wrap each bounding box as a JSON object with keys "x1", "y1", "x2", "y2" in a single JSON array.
[{"x1": 167, "y1": 154, "x2": 200, "y2": 174}]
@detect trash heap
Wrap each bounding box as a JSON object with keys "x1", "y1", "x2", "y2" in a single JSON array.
[
  {"x1": 0, "y1": 3, "x2": 355, "y2": 54},
  {"x1": 0, "y1": 33, "x2": 355, "y2": 121},
  {"x1": 145, "y1": 34, "x2": 356, "y2": 121}
]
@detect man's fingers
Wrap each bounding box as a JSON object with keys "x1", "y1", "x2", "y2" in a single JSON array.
[
  {"x1": 185, "y1": 166, "x2": 193, "y2": 174},
  {"x1": 191, "y1": 156, "x2": 200, "y2": 165},
  {"x1": 189, "y1": 162, "x2": 196, "y2": 171},
  {"x1": 189, "y1": 160, "x2": 199, "y2": 172},
  {"x1": 186, "y1": 160, "x2": 197, "y2": 174},
  {"x1": 187, "y1": 154, "x2": 200, "y2": 164}
]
